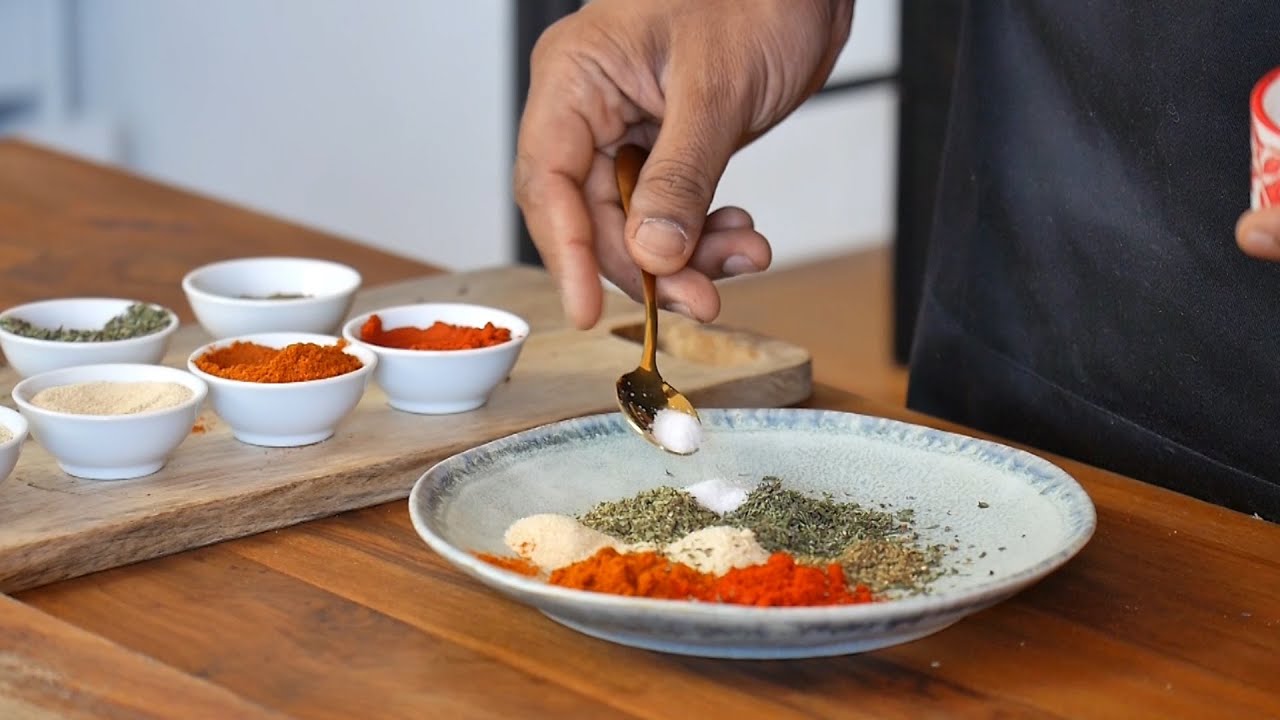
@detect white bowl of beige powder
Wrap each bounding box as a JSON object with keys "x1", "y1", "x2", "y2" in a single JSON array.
[
  {"x1": 0, "y1": 405, "x2": 29, "y2": 485},
  {"x1": 11, "y1": 363, "x2": 208, "y2": 480}
]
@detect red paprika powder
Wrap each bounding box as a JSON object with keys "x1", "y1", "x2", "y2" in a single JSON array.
[{"x1": 359, "y1": 314, "x2": 512, "y2": 351}]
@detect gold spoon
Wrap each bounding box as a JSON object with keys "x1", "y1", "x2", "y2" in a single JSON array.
[{"x1": 613, "y1": 144, "x2": 702, "y2": 454}]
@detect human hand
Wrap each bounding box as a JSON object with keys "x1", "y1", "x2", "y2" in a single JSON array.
[
  {"x1": 514, "y1": 0, "x2": 855, "y2": 329},
  {"x1": 1236, "y1": 207, "x2": 1280, "y2": 259}
]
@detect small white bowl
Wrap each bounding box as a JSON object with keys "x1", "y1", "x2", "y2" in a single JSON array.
[
  {"x1": 0, "y1": 405, "x2": 30, "y2": 484},
  {"x1": 11, "y1": 364, "x2": 208, "y2": 480},
  {"x1": 182, "y1": 257, "x2": 362, "y2": 339},
  {"x1": 0, "y1": 298, "x2": 179, "y2": 378},
  {"x1": 187, "y1": 332, "x2": 376, "y2": 447},
  {"x1": 342, "y1": 303, "x2": 528, "y2": 415}
]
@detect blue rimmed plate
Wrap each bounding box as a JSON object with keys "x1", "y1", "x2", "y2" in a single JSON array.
[{"x1": 408, "y1": 409, "x2": 1096, "y2": 659}]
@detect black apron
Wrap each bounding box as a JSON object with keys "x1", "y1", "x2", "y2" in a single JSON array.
[{"x1": 907, "y1": 1, "x2": 1280, "y2": 521}]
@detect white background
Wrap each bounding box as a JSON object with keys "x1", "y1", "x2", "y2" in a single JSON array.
[{"x1": 0, "y1": 0, "x2": 900, "y2": 271}]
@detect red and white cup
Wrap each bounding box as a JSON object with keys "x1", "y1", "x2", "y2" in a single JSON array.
[{"x1": 1251, "y1": 67, "x2": 1280, "y2": 209}]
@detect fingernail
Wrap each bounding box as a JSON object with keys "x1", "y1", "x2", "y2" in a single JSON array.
[
  {"x1": 665, "y1": 302, "x2": 692, "y2": 318},
  {"x1": 1243, "y1": 230, "x2": 1279, "y2": 253},
  {"x1": 721, "y1": 255, "x2": 760, "y2": 277},
  {"x1": 634, "y1": 218, "x2": 689, "y2": 258}
]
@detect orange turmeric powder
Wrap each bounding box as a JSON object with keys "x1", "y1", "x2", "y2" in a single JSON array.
[
  {"x1": 359, "y1": 314, "x2": 512, "y2": 351},
  {"x1": 194, "y1": 340, "x2": 362, "y2": 383}
]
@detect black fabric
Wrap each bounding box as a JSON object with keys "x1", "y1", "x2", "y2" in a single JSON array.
[{"x1": 907, "y1": 1, "x2": 1280, "y2": 520}]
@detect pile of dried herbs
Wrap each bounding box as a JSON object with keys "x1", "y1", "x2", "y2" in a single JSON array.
[
  {"x1": 0, "y1": 303, "x2": 170, "y2": 342},
  {"x1": 578, "y1": 477, "x2": 947, "y2": 594}
]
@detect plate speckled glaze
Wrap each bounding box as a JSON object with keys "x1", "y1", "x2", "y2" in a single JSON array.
[{"x1": 408, "y1": 409, "x2": 1096, "y2": 659}]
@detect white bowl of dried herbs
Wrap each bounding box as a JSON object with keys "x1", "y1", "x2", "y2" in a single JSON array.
[{"x1": 0, "y1": 298, "x2": 179, "y2": 378}]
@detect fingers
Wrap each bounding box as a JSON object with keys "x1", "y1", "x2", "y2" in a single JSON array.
[
  {"x1": 514, "y1": 22, "x2": 631, "y2": 330},
  {"x1": 1236, "y1": 207, "x2": 1280, "y2": 261},
  {"x1": 687, "y1": 207, "x2": 772, "y2": 279},
  {"x1": 623, "y1": 64, "x2": 746, "y2": 276}
]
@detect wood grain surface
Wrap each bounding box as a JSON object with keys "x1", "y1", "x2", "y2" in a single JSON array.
[
  {"x1": 3, "y1": 141, "x2": 1278, "y2": 720},
  {"x1": 0, "y1": 265, "x2": 809, "y2": 593}
]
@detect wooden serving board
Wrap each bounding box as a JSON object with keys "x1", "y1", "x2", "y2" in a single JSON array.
[{"x1": 0, "y1": 266, "x2": 810, "y2": 592}]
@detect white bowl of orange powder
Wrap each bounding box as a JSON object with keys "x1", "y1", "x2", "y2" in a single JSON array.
[
  {"x1": 187, "y1": 332, "x2": 376, "y2": 447},
  {"x1": 341, "y1": 303, "x2": 528, "y2": 415}
]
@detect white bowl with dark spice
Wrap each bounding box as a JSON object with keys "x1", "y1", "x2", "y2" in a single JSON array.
[
  {"x1": 182, "y1": 257, "x2": 361, "y2": 339},
  {"x1": 409, "y1": 408, "x2": 1097, "y2": 659},
  {"x1": 340, "y1": 303, "x2": 529, "y2": 415},
  {"x1": 187, "y1": 332, "x2": 376, "y2": 447},
  {"x1": 11, "y1": 363, "x2": 207, "y2": 480},
  {"x1": 0, "y1": 405, "x2": 30, "y2": 484},
  {"x1": 0, "y1": 298, "x2": 178, "y2": 378}
]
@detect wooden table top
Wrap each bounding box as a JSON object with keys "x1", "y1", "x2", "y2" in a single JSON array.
[{"x1": 1, "y1": 140, "x2": 1277, "y2": 719}]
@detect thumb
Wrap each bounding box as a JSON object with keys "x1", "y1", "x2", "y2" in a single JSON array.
[
  {"x1": 1237, "y1": 206, "x2": 1280, "y2": 260},
  {"x1": 625, "y1": 84, "x2": 742, "y2": 276}
]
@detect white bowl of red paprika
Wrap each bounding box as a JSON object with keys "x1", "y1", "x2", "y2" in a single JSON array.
[
  {"x1": 341, "y1": 303, "x2": 528, "y2": 415},
  {"x1": 187, "y1": 332, "x2": 376, "y2": 447}
]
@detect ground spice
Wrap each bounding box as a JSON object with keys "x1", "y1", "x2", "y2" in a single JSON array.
[
  {"x1": 0, "y1": 425, "x2": 11, "y2": 444},
  {"x1": 1, "y1": 303, "x2": 170, "y2": 342},
  {"x1": 194, "y1": 340, "x2": 362, "y2": 383},
  {"x1": 549, "y1": 548, "x2": 713, "y2": 600},
  {"x1": 359, "y1": 314, "x2": 512, "y2": 351},
  {"x1": 713, "y1": 553, "x2": 875, "y2": 607},
  {"x1": 30, "y1": 381, "x2": 193, "y2": 415},
  {"x1": 476, "y1": 552, "x2": 541, "y2": 577},
  {"x1": 548, "y1": 548, "x2": 876, "y2": 607}
]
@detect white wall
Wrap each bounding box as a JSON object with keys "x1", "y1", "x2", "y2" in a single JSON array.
[
  {"x1": 6, "y1": 0, "x2": 900, "y2": 272},
  {"x1": 75, "y1": 0, "x2": 513, "y2": 270}
]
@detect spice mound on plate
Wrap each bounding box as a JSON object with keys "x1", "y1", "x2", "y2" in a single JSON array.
[
  {"x1": 0, "y1": 426, "x2": 12, "y2": 443},
  {"x1": 0, "y1": 303, "x2": 170, "y2": 342},
  {"x1": 477, "y1": 476, "x2": 948, "y2": 602},
  {"x1": 359, "y1": 314, "x2": 512, "y2": 351},
  {"x1": 194, "y1": 340, "x2": 362, "y2": 383},
  {"x1": 31, "y1": 381, "x2": 193, "y2": 415}
]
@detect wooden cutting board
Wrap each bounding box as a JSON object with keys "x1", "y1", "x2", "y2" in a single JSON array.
[{"x1": 0, "y1": 266, "x2": 810, "y2": 592}]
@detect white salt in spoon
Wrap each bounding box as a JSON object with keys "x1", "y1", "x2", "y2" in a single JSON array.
[{"x1": 614, "y1": 144, "x2": 702, "y2": 455}]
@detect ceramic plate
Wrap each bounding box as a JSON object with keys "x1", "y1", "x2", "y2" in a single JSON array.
[{"x1": 408, "y1": 409, "x2": 1096, "y2": 659}]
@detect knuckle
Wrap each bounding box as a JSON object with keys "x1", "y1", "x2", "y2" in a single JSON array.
[{"x1": 641, "y1": 156, "x2": 716, "y2": 209}]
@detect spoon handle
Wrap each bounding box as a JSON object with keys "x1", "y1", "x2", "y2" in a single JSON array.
[{"x1": 614, "y1": 145, "x2": 659, "y2": 373}]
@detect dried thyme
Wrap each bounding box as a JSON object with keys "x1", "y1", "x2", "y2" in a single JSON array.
[
  {"x1": 578, "y1": 486, "x2": 719, "y2": 544},
  {"x1": 1, "y1": 303, "x2": 170, "y2": 342},
  {"x1": 723, "y1": 477, "x2": 912, "y2": 558},
  {"x1": 814, "y1": 539, "x2": 947, "y2": 593}
]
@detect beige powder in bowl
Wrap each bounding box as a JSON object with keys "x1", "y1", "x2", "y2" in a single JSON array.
[{"x1": 31, "y1": 381, "x2": 193, "y2": 416}]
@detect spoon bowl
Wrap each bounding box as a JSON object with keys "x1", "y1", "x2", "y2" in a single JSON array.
[{"x1": 614, "y1": 144, "x2": 702, "y2": 454}]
